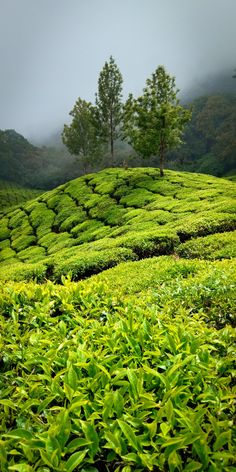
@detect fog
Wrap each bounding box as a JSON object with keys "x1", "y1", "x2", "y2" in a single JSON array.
[{"x1": 0, "y1": 0, "x2": 235, "y2": 142}]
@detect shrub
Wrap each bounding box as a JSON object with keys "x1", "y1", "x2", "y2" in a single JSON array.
[
  {"x1": 60, "y1": 210, "x2": 87, "y2": 231},
  {"x1": 177, "y1": 231, "x2": 236, "y2": 259},
  {"x1": 11, "y1": 234, "x2": 36, "y2": 252},
  {"x1": 17, "y1": 246, "x2": 46, "y2": 262},
  {"x1": 30, "y1": 203, "x2": 55, "y2": 229},
  {"x1": 39, "y1": 232, "x2": 72, "y2": 251},
  {"x1": 175, "y1": 212, "x2": 236, "y2": 241},
  {"x1": 118, "y1": 230, "x2": 179, "y2": 257},
  {"x1": 0, "y1": 224, "x2": 10, "y2": 241},
  {"x1": 52, "y1": 247, "x2": 137, "y2": 280},
  {"x1": 65, "y1": 179, "x2": 93, "y2": 204},
  {"x1": 0, "y1": 246, "x2": 16, "y2": 262},
  {"x1": 120, "y1": 188, "x2": 156, "y2": 207},
  {"x1": 0, "y1": 239, "x2": 10, "y2": 249}
]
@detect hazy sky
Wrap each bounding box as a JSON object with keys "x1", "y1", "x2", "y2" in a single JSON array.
[{"x1": 0, "y1": 0, "x2": 235, "y2": 141}]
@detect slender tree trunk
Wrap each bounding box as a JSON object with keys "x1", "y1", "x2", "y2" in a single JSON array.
[
  {"x1": 159, "y1": 139, "x2": 165, "y2": 177},
  {"x1": 111, "y1": 132, "x2": 114, "y2": 162},
  {"x1": 110, "y1": 112, "x2": 114, "y2": 163}
]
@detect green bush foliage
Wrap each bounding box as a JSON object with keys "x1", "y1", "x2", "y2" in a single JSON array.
[
  {"x1": 0, "y1": 168, "x2": 235, "y2": 471},
  {"x1": 177, "y1": 231, "x2": 236, "y2": 259},
  {"x1": 0, "y1": 168, "x2": 235, "y2": 281},
  {"x1": 0, "y1": 257, "x2": 235, "y2": 470},
  {"x1": 52, "y1": 247, "x2": 137, "y2": 281}
]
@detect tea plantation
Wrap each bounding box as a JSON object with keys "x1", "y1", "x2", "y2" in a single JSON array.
[
  {"x1": 0, "y1": 168, "x2": 236, "y2": 282},
  {"x1": 0, "y1": 168, "x2": 235, "y2": 471},
  {"x1": 0, "y1": 180, "x2": 42, "y2": 212}
]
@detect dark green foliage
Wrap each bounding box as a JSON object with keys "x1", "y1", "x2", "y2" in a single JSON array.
[
  {"x1": 170, "y1": 93, "x2": 236, "y2": 176},
  {"x1": 0, "y1": 221, "x2": 10, "y2": 241},
  {"x1": 96, "y1": 56, "x2": 123, "y2": 159},
  {"x1": 62, "y1": 98, "x2": 103, "y2": 171},
  {"x1": 123, "y1": 66, "x2": 191, "y2": 176}
]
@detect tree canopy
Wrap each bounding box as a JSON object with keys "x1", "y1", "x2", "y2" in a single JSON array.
[
  {"x1": 95, "y1": 56, "x2": 123, "y2": 161},
  {"x1": 123, "y1": 66, "x2": 191, "y2": 176},
  {"x1": 62, "y1": 98, "x2": 103, "y2": 172}
]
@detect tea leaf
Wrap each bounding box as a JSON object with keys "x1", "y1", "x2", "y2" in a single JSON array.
[
  {"x1": 117, "y1": 420, "x2": 141, "y2": 452},
  {"x1": 65, "y1": 449, "x2": 88, "y2": 472}
]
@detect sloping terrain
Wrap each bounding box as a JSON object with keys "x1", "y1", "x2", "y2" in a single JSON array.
[
  {"x1": 0, "y1": 168, "x2": 235, "y2": 281},
  {"x1": 0, "y1": 168, "x2": 236, "y2": 471},
  {"x1": 0, "y1": 179, "x2": 42, "y2": 211}
]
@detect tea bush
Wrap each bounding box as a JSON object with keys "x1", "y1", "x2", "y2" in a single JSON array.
[
  {"x1": 177, "y1": 231, "x2": 236, "y2": 259},
  {"x1": 0, "y1": 257, "x2": 235, "y2": 470},
  {"x1": 0, "y1": 168, "x2": 236, "y2": 282}
]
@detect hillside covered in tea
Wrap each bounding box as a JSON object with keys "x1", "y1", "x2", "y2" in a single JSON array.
[
  {"x1": 0, "y1": 167, "x2": 236, "y2": 282},
  {"x1": 0, "y1": 179, "x2": 43, "y2": 212},
  {"x1": 0, "y1": 168, "x2": 236, "y2": 471}
]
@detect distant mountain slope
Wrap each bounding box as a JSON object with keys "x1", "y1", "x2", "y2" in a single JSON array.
[
  {"x1": 0, "y1": 167, "x2": 235, "y2": 282},
  {"x1": 0, "y1": 129, "x2": 39, "y2": 183},
  {"x1": 0, "y1": 179, "x2": 43, "y2": 211}
]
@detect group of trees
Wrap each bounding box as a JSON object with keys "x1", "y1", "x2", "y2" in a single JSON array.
[{"x1": 62, "y1": 57, "x2": 191, "y2": 176}]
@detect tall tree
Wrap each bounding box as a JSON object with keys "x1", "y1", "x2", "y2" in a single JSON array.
[
  {"x1": 123, "y1": 66, "x2": 191, "y2": 176},
  {"x1": 62, "y1": 98, "x2": 103, "y2": 173},
  {"x1": 95, "y1": 56, "x2": 123, "y2": 161}
]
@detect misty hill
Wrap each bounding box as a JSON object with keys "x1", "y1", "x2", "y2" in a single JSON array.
[
  {"x1": 0, "y1": 128, "x2": 80, "y2": 189},
  {"x1": 169, "y1": 93, "x2": 236, "y2": 176},
  {"x1": 184, "y1": 68, "x2": 236, "y2": 101},
  {"x1": 0, "y1": 167, "x2": 235, "y2": 282},
  {"x1": 0, "y1": 129, "x2": 39, "y2": 183}
]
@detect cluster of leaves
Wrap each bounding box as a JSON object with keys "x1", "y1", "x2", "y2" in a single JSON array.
[
  {"x1": 0, "y1": 256, "x2": 235, "y2": 471},
  {"x1": 0, "y1": 168, "x2": 236, "y2": 282},
  {"x1": 0, "y1": 180, "x2": 42, "y2": 212}
]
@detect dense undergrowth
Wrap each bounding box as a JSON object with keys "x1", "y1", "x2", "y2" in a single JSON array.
[
  {"x1": 0, "y1": 168, "x2": 235, "y2": 282},
  {"x1": 0, "y1": 168, "x2": 235, "y2": 471}
]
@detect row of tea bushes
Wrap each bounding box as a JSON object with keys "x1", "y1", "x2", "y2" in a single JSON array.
[{"x1": 0, "y1": 168, "x2": 236, "y2": 282}]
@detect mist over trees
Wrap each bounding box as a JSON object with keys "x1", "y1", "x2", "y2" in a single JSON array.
[
  {"x1": 63, "y1": 59, "x2": 191, "y2": 176},
  {"x1": 0, "y1": 63, "x2": 235, "y2": 189}
]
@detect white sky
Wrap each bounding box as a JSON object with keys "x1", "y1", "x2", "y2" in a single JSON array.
[{"x1": 0, "y1": 0, "x2": 235, "y2": 140}]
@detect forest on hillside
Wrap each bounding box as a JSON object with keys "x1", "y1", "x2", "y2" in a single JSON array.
[{"x1": 0, "y1": 66, "x2": 235, "y2": 190}]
